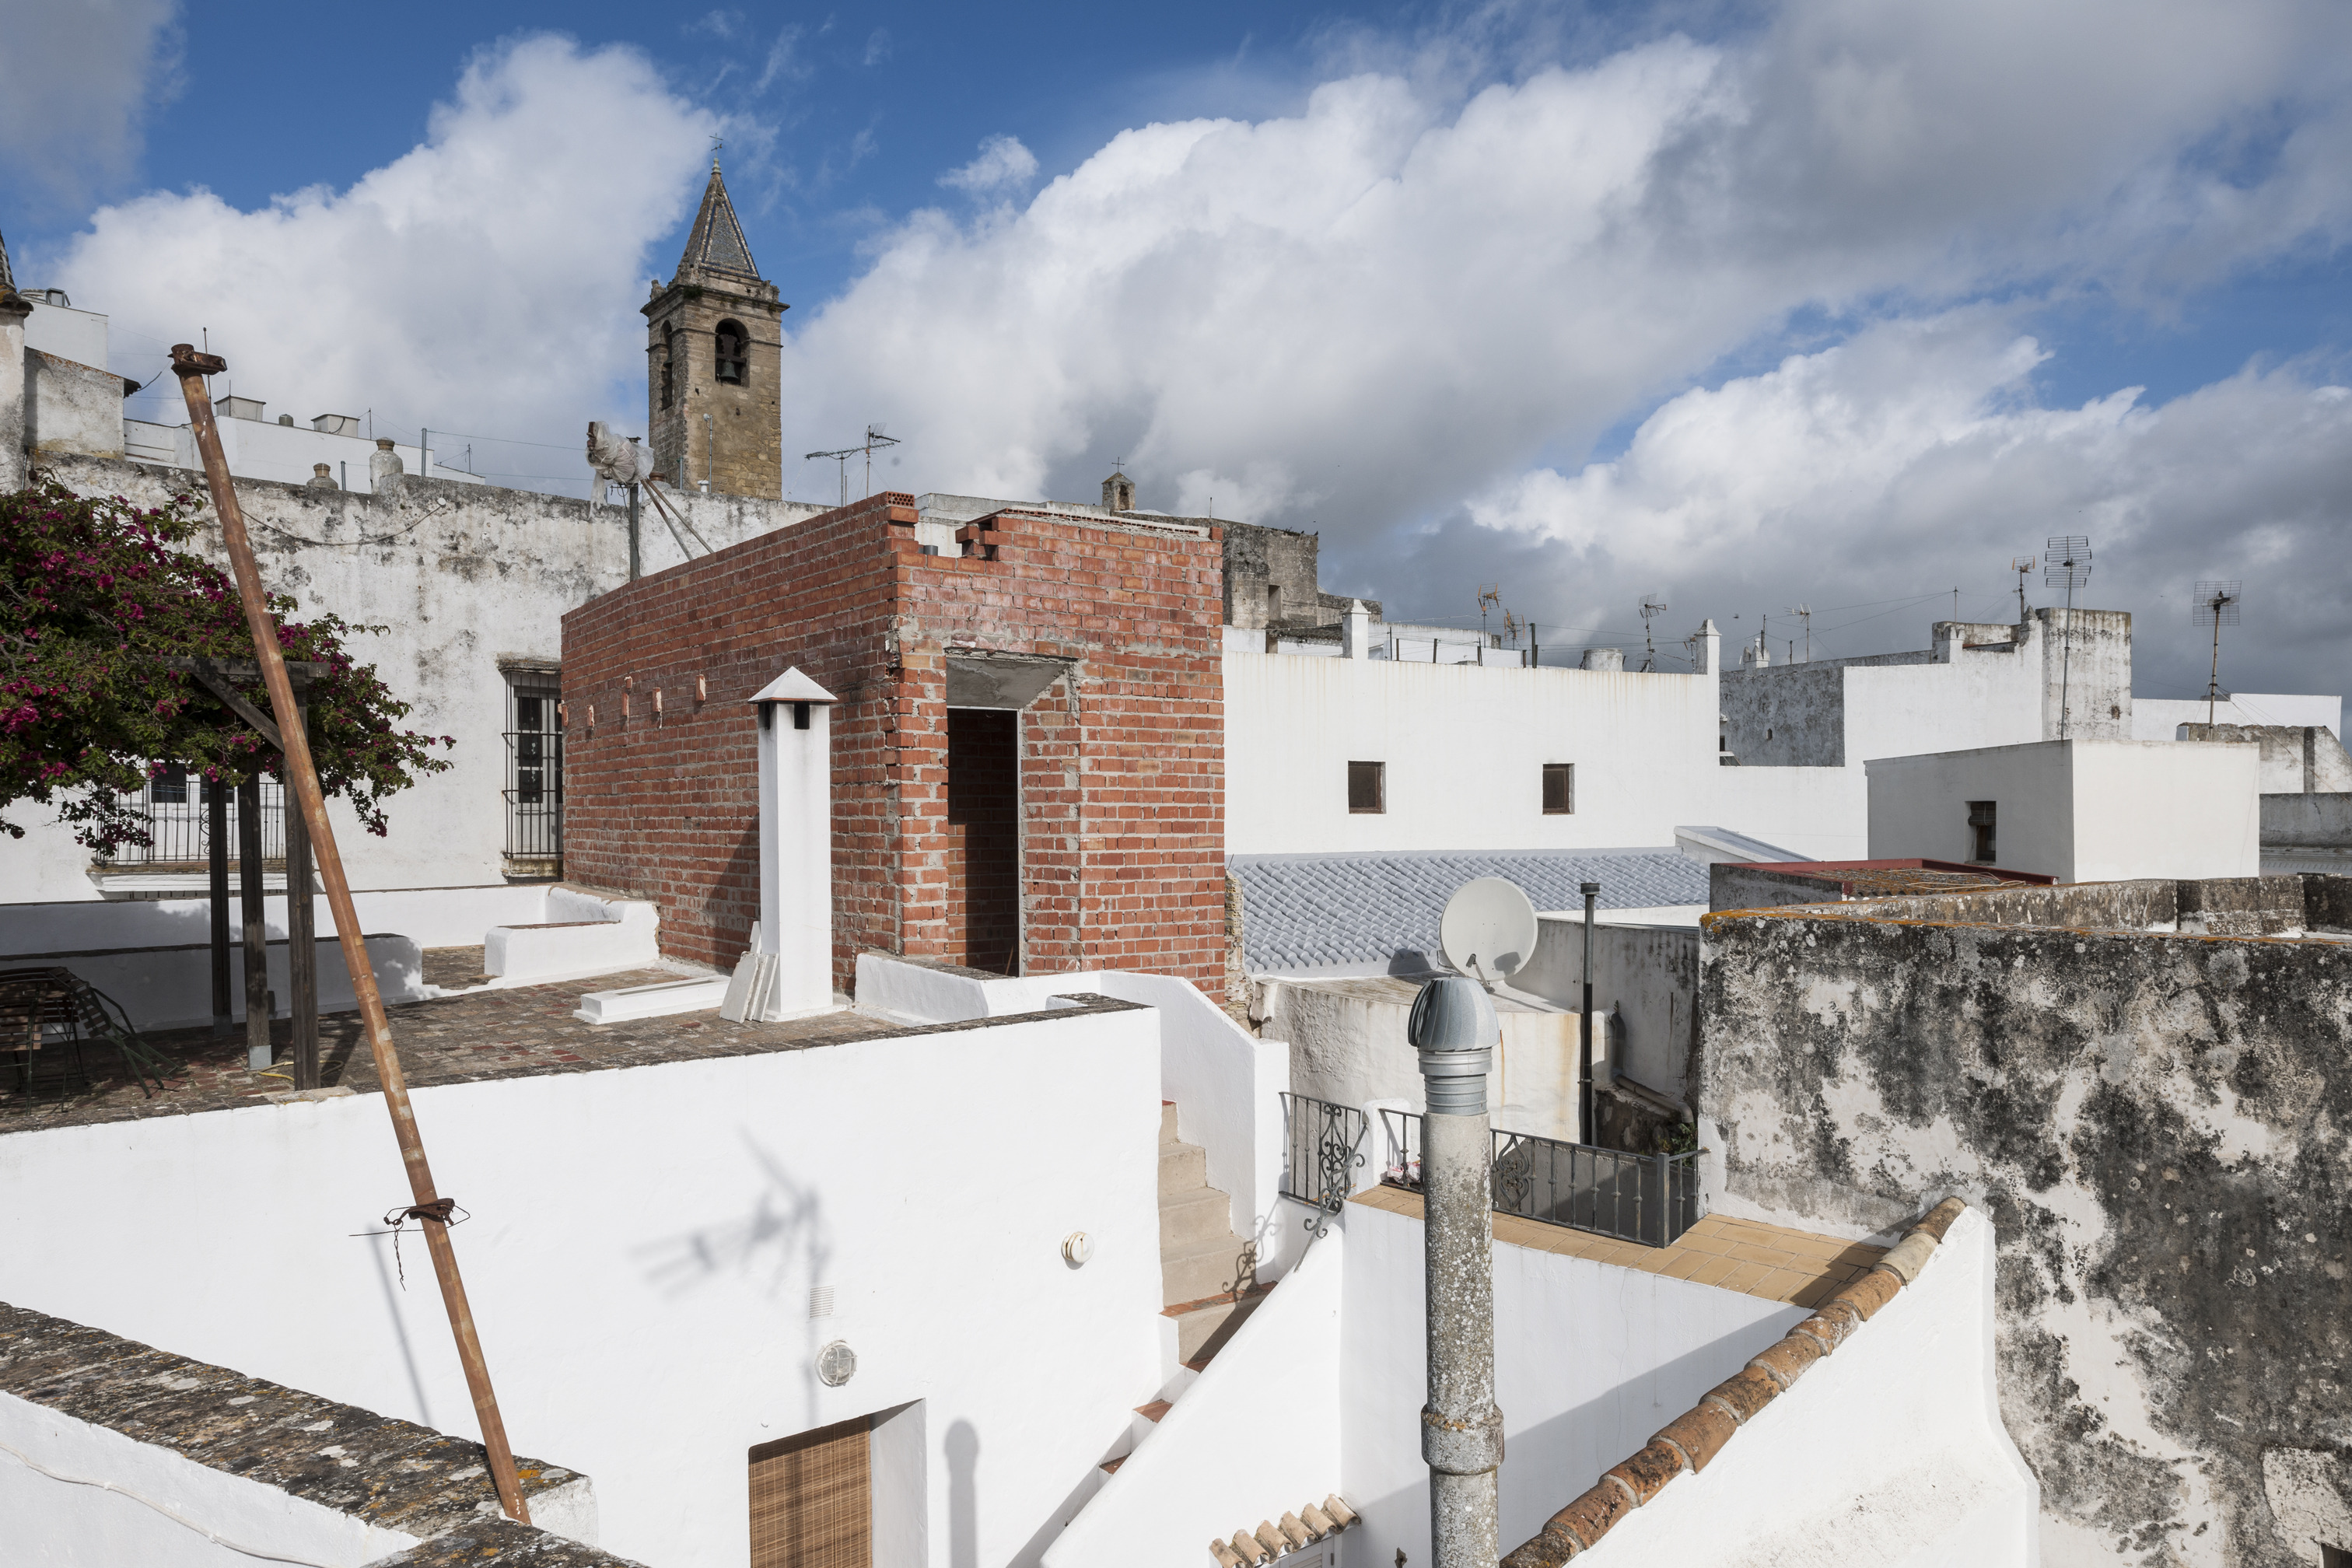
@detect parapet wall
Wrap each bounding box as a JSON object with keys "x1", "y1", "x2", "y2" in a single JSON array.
[{"x1": 1696, "y1": 881, "x2": 2352, "y2": 1562}]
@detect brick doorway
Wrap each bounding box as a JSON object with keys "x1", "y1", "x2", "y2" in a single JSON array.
[{"x1": 946, "y1": 708, "x2": 1020, "y2": 974}]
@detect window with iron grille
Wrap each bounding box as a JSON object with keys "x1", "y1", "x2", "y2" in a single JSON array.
[
  {"x1": 96, "y1": 767, "x2": 282, "y2": 867},
  {"x1": 504, "y1": 674, "x2": 563, "y2": 875},
  {"x1": 1348, "y1": 760, "x2": 1384, "y2": 814},
  {"x1": 1542, "y1": 762, "x2": 1574, "y2": 814}
]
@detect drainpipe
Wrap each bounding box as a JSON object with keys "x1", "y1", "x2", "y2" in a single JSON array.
[{"x1": 1409, "y1": 975, "x2": 1503, "y2": 1567}]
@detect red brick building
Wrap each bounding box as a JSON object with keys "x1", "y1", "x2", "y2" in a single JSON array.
[{"x1": 559, "y1": 492, "x2": 1227, "y2": 992}]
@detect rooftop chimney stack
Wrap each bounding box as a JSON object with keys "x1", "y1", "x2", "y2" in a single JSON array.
[
  {"x1": 1342, "y1": 599, "x2": 1373, "y2": 660},
  {"x1": 369, "y1": 438, "x2": 403, "y2": 491},
  {"x1": 722, "y1": 667, "x2": 838, "y2": 1023}
]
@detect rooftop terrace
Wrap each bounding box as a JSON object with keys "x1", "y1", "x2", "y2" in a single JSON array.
[{"x1": 0, "y1": 966, "x2": 1137, "y2": 1136}]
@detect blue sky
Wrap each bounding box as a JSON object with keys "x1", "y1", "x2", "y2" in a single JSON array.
[{"x1": 5, "y1": 1, "x2": 2350, "y2": 701}]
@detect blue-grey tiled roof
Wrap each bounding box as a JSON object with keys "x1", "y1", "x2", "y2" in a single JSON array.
[{"x1": 1229, "y1": 849, "x2": 1710, "y2": 974}]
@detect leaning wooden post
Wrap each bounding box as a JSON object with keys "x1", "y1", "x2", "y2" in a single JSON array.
[
  {"x1": 170, "y1": 345, "x2": 531, "y2": 1525},
  {"x1": 208, "y1": 779, "x2": 231, "y2": 1036}
]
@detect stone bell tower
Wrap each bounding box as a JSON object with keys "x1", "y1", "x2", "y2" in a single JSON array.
[{"x1": 643, "y1": 158, "x2": 786, "y2": 499}]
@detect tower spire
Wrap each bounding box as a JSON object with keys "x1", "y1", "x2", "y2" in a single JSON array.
[{"x1": 676, "y1": 157, "x2": 759, "y2": 281}]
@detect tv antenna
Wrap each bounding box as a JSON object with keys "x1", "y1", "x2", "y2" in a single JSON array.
[
  {"x1": 1477, "y1": 585, "x2": 1502, "y2": 641},
  {"x1": 2009, "y1": 555, "x2": 2035, "y2": 621},
  {"x1": 2044, "y1": 535, "x2": 2092, "y2": 739},
  {"x1": 1639, "y1": 595, "x2": 1667, "y2": 670},
  {"x1": 2193, "y1": 580, "x2": 2242, "y2": 725},
  {"x1": 1783, "y1": 604, "x2": 1811, "y2": 663},
  {"x1": 803, "y1": 425, "x2": 901, "y2": 507}
]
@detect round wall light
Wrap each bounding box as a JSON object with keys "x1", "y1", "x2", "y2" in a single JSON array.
[
  {"x1": 816, "y1": 1340, "x2": 857, "y2": 1388},
  {"x1": 1062, "y1": 1231, "x2": 1094, "y2": 1267}
]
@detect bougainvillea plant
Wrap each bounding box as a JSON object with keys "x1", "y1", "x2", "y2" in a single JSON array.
[{"x1": 1, "y1": 474, "x2": 453, "y2": 856}]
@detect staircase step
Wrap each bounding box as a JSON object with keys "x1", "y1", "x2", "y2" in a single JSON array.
[
  {"x1": 1158, "y1": 1140, "x2": 1207, "y2": 1195},
  {"x1": 1157, "y1": 1186, "x2": 1234, "y2": 1247},
  {"x1": 1167, "y1": 1286, "x2": 1269, "y2": 1363},
  {"x1": 1161, "y1": 1233, "x2": 1253, "y2": 1304},
  {"x1": 1160, "y1": 1101, "x2": 1179, "y2": 1145}
]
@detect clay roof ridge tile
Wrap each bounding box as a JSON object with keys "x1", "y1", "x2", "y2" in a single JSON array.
[{"x1": 1496, "y1": 1198, "x2": 1969, "y2": 1561}]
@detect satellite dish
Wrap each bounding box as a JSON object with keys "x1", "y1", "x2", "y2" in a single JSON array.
[{"x1": 1440, "y1": 877, "x2": 1538, "y2": 985}]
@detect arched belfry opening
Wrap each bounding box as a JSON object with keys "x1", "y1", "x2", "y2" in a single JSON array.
[{"x1": 642, "y1": 159, "x2": 786, "y2": 498}]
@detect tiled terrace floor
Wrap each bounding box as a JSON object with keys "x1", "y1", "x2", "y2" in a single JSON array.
[
  {"x1": 1351, "y1": 1184, "x2": 1889, "y2": 1309},
  {"x1": 0, "y1": 968, "x2": 1043, "y2": 1136}
]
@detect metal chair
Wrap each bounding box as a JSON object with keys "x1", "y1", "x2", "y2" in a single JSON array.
[{"x1": 0, "y1": 968, "x2": 172, "y2": 1100}]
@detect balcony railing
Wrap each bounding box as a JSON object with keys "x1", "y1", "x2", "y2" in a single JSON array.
[
  {"x1": 1377, "y1": 1108, "x2": 1702, "y2": 1249},
  {"x1": 1279, "y1": 1093, "x2": 1370, "y2": 1212},
  {"x1": 94, "y1": 769, "x2": 283, "y2": 868}
]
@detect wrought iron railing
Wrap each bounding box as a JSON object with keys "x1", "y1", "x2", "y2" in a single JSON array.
[
  {"x1": 1279, "y1": 1093, "x2": 1370, "y2": 1213},
  {"x1": 1378, "y1": 1108, "x2": 1702, "y2": 1249},
  {"x1": 95, "y1": 768, "x2": 283, "y2": 866}
]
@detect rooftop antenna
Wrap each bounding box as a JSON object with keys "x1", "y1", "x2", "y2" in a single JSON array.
[
  {"x1": 2193, "y1": 580, "x2": 2242, "y2": 725},
  {"x1": 1640, "y1": 595, "x2": 1667, "y2": 670},
  {"x1": 2010, "y1": 555, "x2": 2035, "y2": 622},
  {"x1": 803, "y1": 424, "x2": 901, "y2": 507},
  {"x1": 1477, "y1": 585, "x2": 1501, "y2": 642},
  {"x1": 1783, "y1": 604, "x2": 1811, "y2": 663},
  {"x1": 2044, "y1": 534, "x2": 2091, "y2": 739}
]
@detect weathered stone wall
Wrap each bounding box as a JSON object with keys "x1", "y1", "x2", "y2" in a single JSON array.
[
  {"x1": 1696, "y1": 892, "x2": 2352, "y2": 1564},
  {"x1": 25, "y1": 349, "x2": 126, "y2": 458},
  {"x1": 2184, "y1": 723, "x2": 2352, "y2": 794},
  {"x1": 1222, "y1": 520, "x2": 1329, "y2": 629},
  {"x1": 1719, "y1": 660, "x2": 1846, "y2": 766}
]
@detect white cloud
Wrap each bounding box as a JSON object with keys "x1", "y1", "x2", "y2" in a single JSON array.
[
  {"x1": 940, "y1": 136, "x2": 1040, "y2": 195},
  {"x1": 0, "y1": 0, "x2": 181, "y2": 210},
  {"x1": 772, "y1": 0, "x2": 2352, "y2": 693},
  {"x1": 51, "y1": 35, "x2": 715, "y2": 449}
]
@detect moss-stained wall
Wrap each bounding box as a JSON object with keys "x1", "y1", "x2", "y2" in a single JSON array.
[{"x1": 1697, "y1": 887, "x2": 2352, "y2": 1564}]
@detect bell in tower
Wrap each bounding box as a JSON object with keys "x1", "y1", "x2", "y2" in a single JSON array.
[{"x1": 642, "y1": 157, "x2": 786, "y2": 500}]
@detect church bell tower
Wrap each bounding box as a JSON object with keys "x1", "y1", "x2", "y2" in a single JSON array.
[{"x1": 643, "y1": 158, "x2": 786, "y2": 499}]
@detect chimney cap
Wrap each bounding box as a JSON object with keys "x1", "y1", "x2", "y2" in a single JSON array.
[{"x1": 747, "y1": 667, "x2": 838, "y2": 705}]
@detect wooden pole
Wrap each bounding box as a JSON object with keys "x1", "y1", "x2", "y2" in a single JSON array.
[
  {"x1": 238, "y1": 775, "x2": 268, "y2": 1071},
  {"x1": 208, "y1": 778, "x2": 230, "y2": 1035},
  {"x1": 170, "y1": 346, "x2": 530, "y2": 1525}
]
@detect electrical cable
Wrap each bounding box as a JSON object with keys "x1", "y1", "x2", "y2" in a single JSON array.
[{"x1": 0, "y1": 1436, "x2": 346, "y2": 1567}]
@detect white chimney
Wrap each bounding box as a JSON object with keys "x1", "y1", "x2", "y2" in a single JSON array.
[
  {"x1": 721, "y1": 667, "x2": 838, "y2": 1023},
  {"x1": 1341, "y1": 598, "x2": 1373, "y2": 659}
]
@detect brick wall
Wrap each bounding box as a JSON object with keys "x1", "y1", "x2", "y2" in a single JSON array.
[{"x1": 561, "y1": 495, "x2": 1227, "y2": 993}]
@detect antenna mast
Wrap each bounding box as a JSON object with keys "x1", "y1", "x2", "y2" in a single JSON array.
[
  {"x1": 2044, "y1": 535, "x2": 2092, "y2": 740},
  {"x1": 1783, "y1": 604, "x2": 1811, "y2": 663},
  {"x1": 803, "y1": 424, "x2": 902, "y2": 508},
  {"x1": 2010, "y1": 555, "x2": 2035, "y2": 623},
  {"x1": 2193, "y1": 580, "x2": 2242, "y2": 726},
  {"x1": 1640, "y1": 595, "x2": 1667, "y2": 671},
  {"x1": 1476, "y1": 585, "x2": 1502, "y2": 643}
]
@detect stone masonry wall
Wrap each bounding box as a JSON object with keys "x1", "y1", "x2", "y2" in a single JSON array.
[
  {"x1": 560, "y1": 494, "x2": 1227, "y2": 992},
  {"x1": 1696, "y1": 887, "x2": 2352, "y2": 1565}
]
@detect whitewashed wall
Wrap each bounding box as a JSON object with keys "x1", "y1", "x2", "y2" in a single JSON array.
[
  {"x1": 1514, "y1": 915, "x2": 1699, "y2": 1103},
  {"x1": 1223, "y1": 651, "x2": 1721, "y2": 856},
  {"x1": 1043, "y1": 1230, "x2": 1344, "y2": 1567},
  {"x1": 855, "y1": 957, "x2": 1295, "y2": 1276},
  {"x1": 1337, "y1": 1199, "x2": 1804, "y2": 1562},
  {"x1": 1866, "y1": 739, "x2": 2261, "y2": 881},
  {"x1": 0, "y1": 1006, "x2": 1165, "y2": 1568},
  {"x1": 9, "y1": 453, "x2": 818, "y2": 904},
  {"x1": 1570, "y1": 1211, "x2": 2036, "y2": 1565}
]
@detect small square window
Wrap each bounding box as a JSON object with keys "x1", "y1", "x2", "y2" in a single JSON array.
[
  {"x1": 1542, "y1": 763, "x2": 1574, "y2": 814},
  {"x1": 151, "y1": 763, "x2": 190, "y2": 805},
  {"x1": 1348, "y1": 760, "x2": 1384, "y2": 814}
]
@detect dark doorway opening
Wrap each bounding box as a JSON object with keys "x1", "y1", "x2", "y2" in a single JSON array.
[{"x1": 946, "y1": 709, "x2": 1020, "y2": 975}]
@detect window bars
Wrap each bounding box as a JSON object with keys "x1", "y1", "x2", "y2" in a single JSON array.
[
  {"x1": 502, "y1": 681, "x2": 564, "y2": 875},
  {"x1": 1377, "y1": 1108, "x2": 1703, "y2": 1249},
  {"x1": 96, "y1": 769, "x2": 283, "y2": 866}
]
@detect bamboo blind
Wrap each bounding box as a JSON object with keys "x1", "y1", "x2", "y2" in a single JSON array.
[{"x1": 749, "y1": 1416, "x2": 872, "y2": 1567}]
